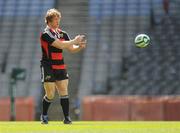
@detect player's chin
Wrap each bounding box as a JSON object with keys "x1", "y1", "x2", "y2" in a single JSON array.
[{"x1": 56, "y1": 24, "x2": 59, "y2": 27}]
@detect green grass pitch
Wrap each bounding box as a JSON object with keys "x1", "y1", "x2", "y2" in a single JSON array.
[{"x1": 0, "y1": 121, "x2": 180, "y2": 133}]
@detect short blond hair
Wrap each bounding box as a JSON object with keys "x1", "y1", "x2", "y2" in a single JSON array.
[{"x1": 45, "y1": 8, "x2": 61, "y2": 24}]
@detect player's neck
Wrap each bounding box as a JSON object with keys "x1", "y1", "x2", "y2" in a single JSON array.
[{"x1": 47, "y1": 25, "x2": 58, "y2": 31}]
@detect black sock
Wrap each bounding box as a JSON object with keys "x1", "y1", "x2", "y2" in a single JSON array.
[
  {"x1": 60, "y1": 95, "x2": 69, "y2": 118},
  {"x1": 42, "y1": 96, "x2": 52, "y2": 115}
]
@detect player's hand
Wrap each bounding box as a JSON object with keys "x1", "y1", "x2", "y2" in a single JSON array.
[
  {"x1": 77, "y1": 35, "x2": 87, "y2": 48},
  {"x1": 74, "y1": 35, "x2": 86, "y2": 46},
  {"x1": 79, "y1": 40, "x2": 87, "y2": 49}
]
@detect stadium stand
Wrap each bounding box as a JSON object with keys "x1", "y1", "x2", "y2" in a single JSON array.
[
  {"x1": 0, "y1": 0, "x2": 55, "y2": 119},
  {"x1": 0, "y1": 0, "x2": 180, "y2": 121},
  {"x1": 79, "y1": 0, "x2": 180, "y2": 98},
  {"x1": 0, "y1": 0, "x2": 88, "y2": 121}
]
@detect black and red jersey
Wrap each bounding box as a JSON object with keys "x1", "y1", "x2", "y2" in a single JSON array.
[{"x1": 40, "y1": 26, "x2": 70, "y2": 70}]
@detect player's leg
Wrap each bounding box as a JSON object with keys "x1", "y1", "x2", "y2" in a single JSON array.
[
  {"x1": 41, "y1": 82, "x2": 56, "y2": 124},
  {"x1": 40, "y1": 63, "x2": 56, "y2": 124},
  {"x1": 56, "y1": 79, "x2": 72, "y2": 124},
  {"x1": 42, "y1": 82, "x2": 56, "y2": 115}
]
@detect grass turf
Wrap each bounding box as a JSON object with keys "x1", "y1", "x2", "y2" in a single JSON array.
[{"x1": 0, "y1": 121, "x2": 180, "y2": 133}]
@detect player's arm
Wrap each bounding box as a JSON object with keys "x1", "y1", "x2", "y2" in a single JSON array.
[
  {"x1": 67, "y1": 41, "x2": 86, "y2": 53},
  {"x1": 63, "y1": 32, "x2": 87, "y2": 53},
  {"x1": 41, "y1": 33, "x2": 84, "y2": 50},
  {"x1": 51, "y1": 35, "x2": 84, "y2": 49}
]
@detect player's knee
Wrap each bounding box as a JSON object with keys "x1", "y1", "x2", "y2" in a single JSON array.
[
  {"x1": 46, "y1": 93, "x2": 55, "y2": 100},
  {"x1": 59, "y1": 88, "x2": 68, "y2": 95},
  {"x1": 61, "y1": 87, "x2": 68, "y2": 91}
]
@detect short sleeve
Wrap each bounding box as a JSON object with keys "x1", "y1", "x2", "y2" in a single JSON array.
[
  {"x1": 63, "y1": 31, "x2": 71, "y2": 41},
  {"x1": 41, "y1": 33, "x2": 56, "y2": 44}
]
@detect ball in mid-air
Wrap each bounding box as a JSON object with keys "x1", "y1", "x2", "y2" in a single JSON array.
[{"x1": 134, "y1": 34, "x2": 150, "y2": 48}]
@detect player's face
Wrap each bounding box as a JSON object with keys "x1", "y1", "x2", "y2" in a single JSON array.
[{"x1": 50, "y1": 15, "x2": 61, "y2": 29}]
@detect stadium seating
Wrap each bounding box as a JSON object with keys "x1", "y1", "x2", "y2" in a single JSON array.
[
  {"x1": 79, "y1": 0, "x2": 180, "y2": 98},
  {"x1": 1, "y1": 0, "x2": 180, "y2": 121},
  {"x1": 0, "y1": 0, "x2": 55, "y2": 119}
]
